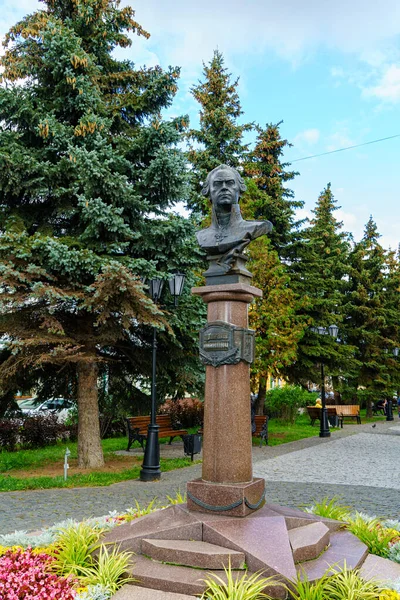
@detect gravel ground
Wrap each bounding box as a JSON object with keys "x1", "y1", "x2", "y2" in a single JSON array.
[{"x1": 1, "y1": 419, "x2": 399, "y2": 534}]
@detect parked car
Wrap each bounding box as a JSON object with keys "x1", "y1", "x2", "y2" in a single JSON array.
[{"x1": 17, "y1": 397, "x2": 74, "y2": 422}]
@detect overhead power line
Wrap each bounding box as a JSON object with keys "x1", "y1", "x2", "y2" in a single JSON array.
[{"x1": 291, "y1": 133, "x2": 400, "y2": 163}]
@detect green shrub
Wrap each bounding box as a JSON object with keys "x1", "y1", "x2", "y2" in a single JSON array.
[
  {"x1": 264, "y1": 386, "x2": 318, "y2": 423},
  {"x1": 290, "y1": 564, "x2": 382, "y2": 600},
  {"x1": 21, "y1": 414, "x2": 65, "y2": 448},
  {"x1": 159, "y1": 398, "x2": 204, "y2": 428},
  {"x1": 201, "y1": 562, "x2": 281, "y2": 599},
  {"x1": 78, "y1": 544, "x2": 134, "y2": 594},
  {"x1": 288, "y1": 569, "x2": 331, "y2": 600},
  {"x1": 346, "y1": 513, "x2": 396, "y2": 558},
  {"x1": 49, "y1": 522, "x2": 103, "y2": 577},
  {"x1": 322, "y1": 564, "x2": 381, "y2": 599},
  {"x1": 388, "y1": 542, "x2": 400, "y2": 563},
  {"x1": 0, "y1": 418, "x2": 22, "y2": 451},
  {"x1": 305, "y1": 497, "x2": 350, "y2": 521}
]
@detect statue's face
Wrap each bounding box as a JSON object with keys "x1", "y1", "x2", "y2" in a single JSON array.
[{"x1": 209, "y1": 169, "x2": 240, "y2": 207}]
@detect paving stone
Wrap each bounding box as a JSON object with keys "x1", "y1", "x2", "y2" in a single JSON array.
[
  {"x1": 112, "y1": 584, "x2": 197, "y2": 599},
  {"x1": 141, "y1": 538, "x2": 245, "y2": 569},
  {"x1": 359, "y1": 554, "x2": 400, "y2": 584},
  {"x1": 288, "y1": 521, "x2": 330, "y2": 562}
]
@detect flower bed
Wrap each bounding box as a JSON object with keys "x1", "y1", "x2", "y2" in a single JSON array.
[{"x1": 0, "y1": 496, "x2": 400, "y2": 599}]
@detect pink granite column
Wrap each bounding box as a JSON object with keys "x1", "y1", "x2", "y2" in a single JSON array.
[{"x1": 192, "y1": 283, "x2": 262, "y2": 484}]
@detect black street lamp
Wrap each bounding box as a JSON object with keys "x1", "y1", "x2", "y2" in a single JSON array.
[
  {"x1": 311, "y1": 324, "x2": 339, "y2": 438},
  {"x1": 140, "y1": 273, "x2": 186, "y2": 482},
  {"x1": 385, "y1": 347, "x2": 399, "y2": 422}
]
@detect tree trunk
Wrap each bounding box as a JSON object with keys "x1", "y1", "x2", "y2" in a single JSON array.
[
  {"x1": 77, "y1": 360, "x2": 105, "y2": 468},
  {"x1": 331, "y1": 376, "x2": 342, "y2": 405},
  {"x1": 366, "y1": 397, "x2": 373, "y2": 419},
  {"x1": 255, "y1": 376, "x2": 267, "y2": 415}
]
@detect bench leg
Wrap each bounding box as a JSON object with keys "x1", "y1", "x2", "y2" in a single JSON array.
[
  {"x1": 259, "y1": 423, "x2": 268, "y2": 447},
  {"x1": 127, "y1": 435, "x2": 146, "y2": 452}
]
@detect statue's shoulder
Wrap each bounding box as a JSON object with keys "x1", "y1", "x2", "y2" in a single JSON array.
[
  {"x1": 196, "y1": 226, "x2": 213, "y2": 245},
  {"x1": 240, "y1": 219, "x2": 273, "y2": 236}
]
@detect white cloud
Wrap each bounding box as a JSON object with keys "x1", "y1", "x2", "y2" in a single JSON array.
[
  {"x1": 131, "y1": 0, "x2": 400, "y2": 68},
  {"x1": 294, "y1": 128, "x2": 320, "y2": 146},
  {"x1": 295, "y1": 207, "x2": 312, "y2": 223},
  {"x1": 335, "y1": 208, "x2": 358, "y2": 228},
  {"x1": 331, "y1": 66, "x2": 345, "y2": 78},
  {"x1": 363, "y1": 64, "x2": 400, "y2": 102},
  {"x1": 326, "y1": 132, "x2": 355, "y2": 152}
]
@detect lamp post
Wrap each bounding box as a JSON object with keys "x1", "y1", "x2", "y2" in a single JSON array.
[
  {"x1": 385, "y1": 347, "x2": 399, "y2": 422},
  {"x1": 311, "y1": 324, "x2": 339, "y2": 439},
  {"x1": 140, "y1": 273, "x2": 185, "y2": 482}
]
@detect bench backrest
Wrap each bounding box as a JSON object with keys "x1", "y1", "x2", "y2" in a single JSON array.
[
  {"x1": 127, "y1": 414, "x2": 173, "y2": 432},
  {"x1": 335, "y1": 405, "x2": 360, "y2": 416},
  {"x1": 253, "y1": 415, "x2": 267, "y2": 435},
  {"x1": 307, "y1": 406, "x2": 339, "y2": 417}
]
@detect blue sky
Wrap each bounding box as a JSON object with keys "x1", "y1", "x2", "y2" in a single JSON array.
[{"x1": 2, "y1": 0, "x2": 400, "y2": 249}]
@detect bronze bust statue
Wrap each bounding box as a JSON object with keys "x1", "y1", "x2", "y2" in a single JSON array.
[{"x1": 196, "y1": 165, "x2": 272, "y2": 285}]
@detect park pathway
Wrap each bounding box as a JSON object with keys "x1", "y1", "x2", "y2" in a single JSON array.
[{"x1": 1, "y1": 419, "x2": 399, "y2": 534}]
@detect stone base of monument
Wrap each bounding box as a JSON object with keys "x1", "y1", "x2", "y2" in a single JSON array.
[
  {"x1": 186, "y1": 477, "x2": 265, "y2": 517},
  {"x1": 102, "y1": 501, "x2": 400, "y2": 599}
]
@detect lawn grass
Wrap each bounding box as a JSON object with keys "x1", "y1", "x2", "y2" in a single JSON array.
[
  {"x1": 0, "y1": 456, "x2": 195, "y2": 492},
  {"x1": 255, "y1": 407, "x2": 387, "y2": 446},
  {"x1": 0, "y1": 408, "x2": 386, "y2": 491},
  {"x1": 0, "y1": 436, "x2": 132, "y2": 473},
  {"x1": 0, "y1": 435, "x2": 198, "y2": 492},
  {"x1": 261, "y1": 412, "x2": 328, "y2": 446}
]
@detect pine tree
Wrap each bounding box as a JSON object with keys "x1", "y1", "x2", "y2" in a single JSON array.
[
  {"x1": 383, "y1": 247, "x2": 400, "y2": 399},
  {"x1": 287, "y1": 184, "x2": 354, "y2": 390},
  {"x1": 241, "y1": 123, "x2": 304, "y2": 411},
  {"x1": 187, "y1": 50, "x2": 252, "y2": 213},
  {"x1": 344, "y1": 217, "x2": 395, "y2": 414},
  {"x1": 0, "y1": 0, "x2": 197, "y2": 467},
  {"x1": 242, "y1": 122, "x2": 303, "y2": 259}
]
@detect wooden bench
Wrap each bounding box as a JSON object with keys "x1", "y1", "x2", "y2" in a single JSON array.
[
  {"x1": 197, "y1": 415, "x2": 268, "y2": 447},
  {"x1": 307, "y1": 405, "x2": 361, "y2": 428},
  {"x1": 372, "y1": 402, "x2": 385, "y2": 416},
  {"x1": 334, "y1": 404, "x2": 361, "y2": 426},
  {"x1": 307, "y1": 406, "x2": 342, "y2": 427},
  {"x1": 253, "y1": 415, "x2": 268, "y2": 446},
  {"x1": 126, "y1": 415, "x2": 188, "y2": 451}
]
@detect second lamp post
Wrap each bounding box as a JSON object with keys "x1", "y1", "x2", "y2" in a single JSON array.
[
  {"x1": 311, "y1": 324, "x2": 339, "y2": 438},
  {"x1": 384, "y1": 346, "x2": 399, "y2": 422},
  {"x1": 140, "y1": 273, "x2": 185, "y2": 482}
]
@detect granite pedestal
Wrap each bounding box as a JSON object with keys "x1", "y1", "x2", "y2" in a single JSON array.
[{"x1": 187, "y1": 283, "x2": 263, "y2": 516}]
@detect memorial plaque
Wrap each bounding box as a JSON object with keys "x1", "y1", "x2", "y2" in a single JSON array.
[{"x1": 199, "y1": 321, "x2": 254, "y2": 367}]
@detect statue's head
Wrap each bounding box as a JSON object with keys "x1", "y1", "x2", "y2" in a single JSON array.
[{"x1": 202, "y1": 165, "x2": 246, "y2": 209}]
